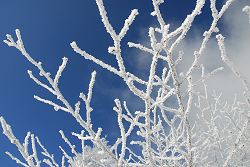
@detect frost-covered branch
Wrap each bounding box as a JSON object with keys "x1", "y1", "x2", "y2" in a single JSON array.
[
  {"x1": 216, "y1": 34, "x2": 250, "y2": 92},
  {"x1": 3, "y1": 29, "x2": 118, "y2": 165},
  {"x1": 243, "y1": 5, "x2": 250, "y2": 23},
  {"x1": 2, "y1": 0, "x2": 250, "y2": 166},
  {"x1": 0, "y1": 117, "x2": 55, "y2": 167}
]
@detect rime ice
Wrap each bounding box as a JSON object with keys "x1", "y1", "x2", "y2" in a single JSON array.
[{"x1": 1, "y1": 0, "x2": 250, "y2": 166}]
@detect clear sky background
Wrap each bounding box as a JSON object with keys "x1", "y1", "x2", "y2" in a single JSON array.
[{"x1": 0, "y1": 0, "x2": 249, "y2": 166}]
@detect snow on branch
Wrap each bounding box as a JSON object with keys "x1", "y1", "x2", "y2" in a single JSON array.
[
  {"x1": 3, "y1": 29, "x2": 118, "y2": 165},
  {"x1": 0, "y1": 117, "x2": 60, "y2": 167},
  {"x1": 2, "y1": 0, "x2": 250, "y2": 166},
  {"x1": 70, "y1": 41, "x2": 121, "y2": 77},
  {"x1": 95, "y1": 0, "x2": 117, "y2": 40},
  {"x1": 118, "y1": 9, "x2": 139, "y2": 40},
  {"x1": 216, "y1": 34, "x2": 250, "y2": 92},
  {"x1": 243, "y1": 5, "x2": 250, "y2": 23}
]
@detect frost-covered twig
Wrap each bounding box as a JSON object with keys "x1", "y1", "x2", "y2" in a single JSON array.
[
  {"x1": 216, "y1": 34, "x2": 250, "y2": 92},
  {"x1": 0, "y1": 117, "x2": 58, "y2": 167},
  {"x1": 35, "y1": 136, "x2": 59, "y2": 167},
  {"x1": 2, "y1": 0, "x2": 250, "y2": 166},
  {"x1": 194, "y1": 85, "x2": 250, "y2": 166},
  {"x1": 3, "y1": 29, "x2": 118, "y2": 164},
  {"x1": 242, "y1": 5, "x2": 250, "y2": 23}
]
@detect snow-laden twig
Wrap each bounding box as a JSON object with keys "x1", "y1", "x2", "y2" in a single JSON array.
[
  {"x1": 216, "y1": 34, "x2": 250, "y2": 92},
  {"x1": 35, "y1": 136, "x2": 59, "y2": 167},
  {"x1": 2, "y1": 0, "x2": 250, "y2": 166},
  {"x1": 3, "y1": 29, "x2": 118, "y2": 165},
  {"x1": 0, "y1": 117, "x2": 60, "y2": 167},
  {"x1": 243, "y1": 5, "x2": 250, "y2": 23}
]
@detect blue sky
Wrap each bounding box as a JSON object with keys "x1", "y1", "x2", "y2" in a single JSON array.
[{"x1": 0, "y1": 0, "x2": 249, "y2": 166}]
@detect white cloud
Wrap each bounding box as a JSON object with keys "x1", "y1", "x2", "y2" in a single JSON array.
[
  {"x1": 175, "y1": 0, "x2": 250, "y2": 104},
  {"x1": 119, "y1": 0, "x2": 250, "y2": 116},
  {"x1": 101, "y1": 0, "x2": 250, "y2": 136},
  {"x1": 121, "y1": 1, "x2": 250, "y2": 133},
  {"x1": 92, "y1": 1, "x2": 250, "y2": 163}
]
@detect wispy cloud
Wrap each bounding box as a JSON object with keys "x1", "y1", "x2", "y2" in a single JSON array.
[
  {"x1": 176, "y1": 0, "x2": 250, "y2": 103},
  {"x1": 97, "y1": 0, "x2": 250, "y2": 137},
  {"x1": 120, "y1": 0, "x2": 250, "y2": 127}
]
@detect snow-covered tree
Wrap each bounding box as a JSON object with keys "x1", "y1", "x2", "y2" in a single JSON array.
[{"x1": 1, "y1": 0, "x2": 250, "y2": 166}]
